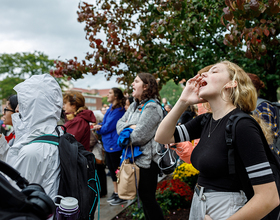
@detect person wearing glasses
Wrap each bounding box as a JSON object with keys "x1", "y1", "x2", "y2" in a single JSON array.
[{"x1": 0, "y1": 95, "x2": 18, "y2": 146}]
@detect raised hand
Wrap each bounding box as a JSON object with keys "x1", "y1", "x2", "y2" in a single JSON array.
[{"x1": 178, "y1": 74, "x2": 207, "y2": 106}]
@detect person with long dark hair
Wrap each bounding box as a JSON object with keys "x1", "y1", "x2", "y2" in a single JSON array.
[
  {"x1": 94, "y1": 87, "x2": 126, "y2": 205},
  {"x1": 117, "y1": 73, "x2": 164, "y2": 219}
]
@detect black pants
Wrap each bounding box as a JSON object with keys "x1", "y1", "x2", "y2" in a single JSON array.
[
  {"x1": 96, "y1": 163, "x2": 107, "y2": 196},
  {"x1": 105, "y1": 150, "x2": 122, "y2": 182},
  {"x1": 138, "y1": 161, "x2": 164, "y2": 220}
]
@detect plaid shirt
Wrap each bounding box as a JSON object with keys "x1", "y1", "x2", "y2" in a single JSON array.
[{"x1": 256, "y1": 101, "x2": 279, "y2": 138}]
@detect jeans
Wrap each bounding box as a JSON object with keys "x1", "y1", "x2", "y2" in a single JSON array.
[
  {"x1": 138, "y1": 161, "x2": 164, "y2": 220},
  {"x1": 189, "y1": 186, "x2": 247, "y2": 220}
]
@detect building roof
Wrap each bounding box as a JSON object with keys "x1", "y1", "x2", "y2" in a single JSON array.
[
  {"x1": 68, "y1": 87, "x2": 110, "y2": 97},
  {"x1": 97, "y1": 89, "x2": 110, "y2": 97}
]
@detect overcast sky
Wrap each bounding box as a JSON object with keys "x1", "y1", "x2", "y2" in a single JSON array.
[{"x1": 0, "y1": 0, "x2": 121, "y2": 89}]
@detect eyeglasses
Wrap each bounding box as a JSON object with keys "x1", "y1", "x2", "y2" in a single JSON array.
[{"x1": 4, "y1": 107, "x2": 15, "y2": 114}]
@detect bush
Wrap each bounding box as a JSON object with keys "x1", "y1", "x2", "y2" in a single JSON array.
[
  {"x1": 156, "y1": 179, "x2": 193, "y2": 214},
  {"x1": 172, "y1": 162, "x2": 199, "y2": 190}
]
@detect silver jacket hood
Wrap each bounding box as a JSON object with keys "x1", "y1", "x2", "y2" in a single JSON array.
[{"x1": 12, "y1": 74, "x2": 63, "y2": 145}]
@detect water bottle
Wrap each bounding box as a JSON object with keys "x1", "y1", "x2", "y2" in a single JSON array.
[{"x1": 55, "y1": 195, "x2": 80, "y2": 220}]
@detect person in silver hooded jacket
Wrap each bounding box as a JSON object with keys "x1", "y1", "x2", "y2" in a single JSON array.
[{"x1": 0, "y1": 74, "x2": 62, "y2": 201}]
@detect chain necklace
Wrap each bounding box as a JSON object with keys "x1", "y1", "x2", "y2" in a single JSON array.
[
  {"x1": 208, "y1": 117, "x2": 222, "y2": 138},
  {"x1": 208, "y1": 107, "x2": 236, "y2": 138}
]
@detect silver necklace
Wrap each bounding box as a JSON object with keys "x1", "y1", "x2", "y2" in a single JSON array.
[
  {"x1": 208, "y1": 107, "x2": 235, "y2": 138},
  {"x1": 208, "y1": 117, "x2": 222, "y2": 138}
]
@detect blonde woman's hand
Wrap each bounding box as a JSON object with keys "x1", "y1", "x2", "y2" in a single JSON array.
[{"x1": 179, "y1": 74, "x2": 207, "y2": 105}]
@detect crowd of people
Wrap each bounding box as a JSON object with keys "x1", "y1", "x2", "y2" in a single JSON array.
[{"x1": 1, "y1": 59, "x2": 280, "y2": 220}]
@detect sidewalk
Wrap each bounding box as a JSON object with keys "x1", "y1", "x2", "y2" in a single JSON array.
[
  {"x1": 94, "y1": 171, "x2": 134, "y2": 220},
  {"x1": 94, "y1": 170, "x2": 166, "y2": 220}
]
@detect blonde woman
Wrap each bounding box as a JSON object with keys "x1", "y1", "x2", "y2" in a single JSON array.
[
  {"x1": 63, "y1": 91, "x2": 96, "y2": 151},
  {"x1": 155, "y1": 61, "x2": 279, "y2": 220}
]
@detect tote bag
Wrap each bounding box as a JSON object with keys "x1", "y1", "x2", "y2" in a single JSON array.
[{"x1": 117, "y1": 144, "x2": 140, "y2": 200}]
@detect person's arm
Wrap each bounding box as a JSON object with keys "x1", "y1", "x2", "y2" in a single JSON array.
[
  {"x1": 128, "y1": 104, "x2": 161, "y2": 146},
  {"x1": 228, "y1": 118, "x2": 280, "y2": 219},
  {"x1": 155, "y1": 74, "x2": 206, "y2": 144},
  {"x1": 0, "y1": 134, "x2": 10, "y2": 161},
  {"x1": 97, "y1": 109, "x2": 124, "y2": 135},
  {"x1": 116, "y1": 105, "x2": 133, "y2": 135},
  {"x1": 227, "y1": 182, "x2": 279, "y2": 220}
]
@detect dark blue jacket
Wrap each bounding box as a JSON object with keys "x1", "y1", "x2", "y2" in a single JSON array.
[{"x1": 96, "y1": 104, "x2": 125, "y2": 152}]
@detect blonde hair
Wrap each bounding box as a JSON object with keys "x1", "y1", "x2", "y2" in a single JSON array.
[
  {"x1": 218, "y1": 61, "x2": 273, "y2": 143},
  {"x1": 219, "y1": 60, "x2": 257, "y2": 113},
  {"x1": 63, "y1": 91, "x2": 88, "y2": 120},
  {"x1": 252, "y1": 114, "x2": 274, "y2": 145}
]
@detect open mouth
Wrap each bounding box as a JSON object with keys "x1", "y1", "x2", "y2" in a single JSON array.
[{"x1": 199, "y1": 80, "x2": 207, "y2": 88}]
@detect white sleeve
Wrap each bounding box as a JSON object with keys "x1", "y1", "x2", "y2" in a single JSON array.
[{"x1": 0, "y1": 134, "x2": 10, "y2": 161}]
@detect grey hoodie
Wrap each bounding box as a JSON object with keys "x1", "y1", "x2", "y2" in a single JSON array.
[{"x1": 116, "y1": 99, "x2": 163, "y2": 168}]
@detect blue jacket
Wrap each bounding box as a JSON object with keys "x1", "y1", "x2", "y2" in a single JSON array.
[{"x1": 96, "y1": 105, "x2": 125, "y2": 152}]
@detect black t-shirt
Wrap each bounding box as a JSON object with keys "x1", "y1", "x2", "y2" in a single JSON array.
[{"x1": 174, "y1": 108, "x2": 274, "y2": 192}]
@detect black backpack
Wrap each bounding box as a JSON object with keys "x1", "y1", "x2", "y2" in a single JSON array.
[
  {"x1": 29, "y1": 125, "x2": 100, "y2": 220},
  {"x1": 225, "y1": 112, "x2": 280, "y2": 220},
  {"x1": 255, "y1": 98, "x2": 280, "y2": 155},
  {"x1": 0, "y1": 160, "x2": 55, "y2": 220}
]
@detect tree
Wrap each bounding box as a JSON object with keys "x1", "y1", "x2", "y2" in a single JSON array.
[
  {"x1": 102, "y1": 96, "x2": 109, "y2": 106},
  {"x1": 0, "y1": 77, "x2": 24, "y2": 100},
  {"x1": 0, "y1": 51, "x2": 68, "y2": 89},
  {"x1": 222, "y1": 0, "x2": 280, "y2": 100},
  {"x1": 52, "y1": 0, "x2": 234, "y2": 87},
  {"x1": 159, "y1": 80, "x2": 183, "y2": 106},
  {"x1": 52, "y1": 0, "x2": 279, "y2": 99}
]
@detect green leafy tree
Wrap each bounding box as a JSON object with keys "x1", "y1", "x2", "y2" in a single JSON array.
[
  {"x1": 222, "y1": 0, "x2": 280, "y2": 100},
  {"x1": 52, "y1": 0, "x2": 279, "y2": 99},
  {"x1": 102, "y1": 96, "x2": 109, "y2": 106},
  {"x1": 0, "y1": 77, "x2": 24, "y2": 100},
  {"x1": 159, "y1": 80, "x2": 183, "y2": 106},
  {"x1": 0, "y1": 51, "x2": 68, "y2": 89}
]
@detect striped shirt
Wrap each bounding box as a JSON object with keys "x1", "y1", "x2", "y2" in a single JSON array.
[{"x1": 173, "y1": 109, "x2": 274, "y2": 192}]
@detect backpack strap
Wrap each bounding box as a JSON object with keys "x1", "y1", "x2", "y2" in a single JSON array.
[
  {"x1": 225, "y1": 112, "x2": 252, "y2": 174},
  {"x1": 140, "y1": 99, "x2": 167, "y2": 116},
  {"x1": 141, "y1": 100, "x2": 155, "y2": 114},
  {"x1": 200, "y1": 113, "x2": 211, "y2": 128},
  {"x1": 225, "y1": 112, "x2": 280, "y2": 174},
  {"x1": 0, "y1": 160, "x2": 29, "y2": 189},
  {"x1": 28, "y1": 134, "x2": 59, "y2": 146}
]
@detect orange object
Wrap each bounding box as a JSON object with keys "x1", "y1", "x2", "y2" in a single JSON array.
[{"x1": 172, "y1": 139, "x2": 199, "y2": 163}]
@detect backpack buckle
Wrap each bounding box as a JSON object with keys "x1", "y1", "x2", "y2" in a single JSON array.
[{"x1": 226, "y1": 138, "x2": 233, "y2": 146}]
